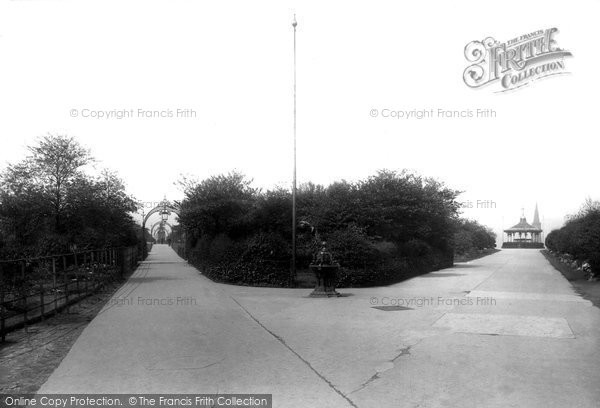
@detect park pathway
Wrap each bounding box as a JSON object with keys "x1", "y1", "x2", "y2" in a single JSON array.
[{"x1": 39, "y1": 246, "x2": 600, "y2": 407}]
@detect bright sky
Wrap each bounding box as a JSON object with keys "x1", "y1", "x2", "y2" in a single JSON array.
[{"x1": 0, "y1": 0, "x2": 598, "y2": 240}]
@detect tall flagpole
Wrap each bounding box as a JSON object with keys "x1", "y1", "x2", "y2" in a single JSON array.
[{"x1": 291, "y1": 14, "x2": 298, "y2": 286}]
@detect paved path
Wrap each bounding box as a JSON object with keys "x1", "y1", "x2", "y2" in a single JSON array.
[{"x1": 39, "y1": 246, "x2": 600, "y2": 407}]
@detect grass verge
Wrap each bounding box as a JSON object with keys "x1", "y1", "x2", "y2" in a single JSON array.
[
  {"x1": 542, "y1": 249, "x2": 600, "y2": 309},
  {"x1": 454, "y1": 248, "x2": 500, "y2": 263}
]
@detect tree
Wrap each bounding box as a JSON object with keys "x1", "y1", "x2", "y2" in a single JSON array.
[
  {"x1": 10, "y1": 134, "x2": 93, "y2": 232},
  {"x1": 178, "y1": 171, "x2": 258, "y2": 241},
  {"x1": 177, "y1": 169, "x2": 463, "y2": 286},
  {"x1": 355, "y1": 170, "x2": 460, "y2": 247},
  {"x1": 453, "y1": 219, "x2": 496, "y2": 256},
  {"x1": 63, "y1": 170, "x2": 138, "y2": 247},
  {"x1": 545, "y1": 198, "x2": 600, "y2": 276},
  {"x1": 567, "y1": 197, "x2": 600, "y2": 222},
  {"x1": 0, "y1": 135, "x2": 138, "y2": 257}
]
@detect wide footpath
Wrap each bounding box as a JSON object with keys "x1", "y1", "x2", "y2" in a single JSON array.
[{"x1": 38, "y1": 245, "x2": 600, "y2": 407}]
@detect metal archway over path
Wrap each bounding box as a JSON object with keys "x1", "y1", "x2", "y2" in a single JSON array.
[
  {"x1": 151, "y1": 221, "x2": 174, "y2": 237},
  {"x1": 143, "y1": 197, "x2": 181, "y2": 228},
  {"x1": 141, "y1": 197, "x2": 183, "y2": 250},
  {"x1": 152, "y1": 225, "x2": 172, "y2": 239}
]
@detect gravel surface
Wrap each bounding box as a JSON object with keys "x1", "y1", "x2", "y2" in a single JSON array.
[{"x1": 0, "y1": 283, "x2": 124, "y2": 393}]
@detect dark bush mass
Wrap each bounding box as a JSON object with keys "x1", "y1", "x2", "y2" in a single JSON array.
[
  {"x1": 545, "y1": 199, "x2": 600, "y2": 277},
  {"x1": 178, "y1": 169, "x2": 463, "y2": 287},
  {"x1": 452, "y1": 219, "x2": 497, "y2": 260},
  {"x1": 0, "y1": 135, "x2": 139, "y2": 259}
]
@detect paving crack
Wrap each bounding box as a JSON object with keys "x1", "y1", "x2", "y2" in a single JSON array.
[
  {"x1": 350, "y1": 342, "x2": 420, "y2": 395},
  {"x1": 349, "y1": 372, "x2": 380, "y2": 395},
  {"x1": 147, "y1": 359, "x2": 223, "y2": 371},
  {"x1": 391, "y1": 345, "x2": 412, "y2": 361},
  {"x1": 230, "y1": 296, "x2": 359, "y2": 408}
]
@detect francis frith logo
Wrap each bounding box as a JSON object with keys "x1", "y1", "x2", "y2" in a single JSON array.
[{"x1": 463, "y1": 28, "x2": 572, "y2": 92}]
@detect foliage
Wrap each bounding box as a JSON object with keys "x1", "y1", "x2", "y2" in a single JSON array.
[
  {"x1": 177, "y1": 171, "x2": 257, "y2": 242},
  {"x1": 0, "y1": 135, "x2": 139, "y2": 258},
  {"x1": 546, "y1": 198, "x2": 600, "y2": 275},
  {"x1": 179, "y1": 169, "x2": 462, "y2": 287},
  {"x1": 453, "y1": 219, "x2": 497, "y2": 256}
]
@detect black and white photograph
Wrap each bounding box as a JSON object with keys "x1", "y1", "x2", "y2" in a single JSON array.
[{"x1": 1, "y1": 1, "x2": 599, "y2": 407}]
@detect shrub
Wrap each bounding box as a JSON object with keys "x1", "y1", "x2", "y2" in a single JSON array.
[
  {"x1": 0, "y1": 135, "x2": 139, "y2": 258},
  {"x1": 180, "y1": 169, "x2": 462, "y2": 287},
  {"x1": 325, "y1": 224, "x2": 379, "y2": 268},
  {"x1": 453, "y1": 219, "x2": 496, "y2": 257},
  {"x1": 545, "y1": 199, "x2": 600, "y2": 277}
]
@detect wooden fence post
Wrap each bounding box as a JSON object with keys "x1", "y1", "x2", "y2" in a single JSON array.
[
  {"x1": 1, "y1": 264, "x2": 5, "y2": 342},
  {"x1": 73, "y1": 252, "x2": 79, "y2": 296},
  {"x1": 89, "y1": 251, "x2": 93, "y2": 292},
  {"x1": 120, "y1": 248, "x2": 125, "y2": 278},
  {"x1": 64, "y1": 255, "x2": 69, "y2": 306},
  {"x1": 53, "y1": 258, "x2": 58, "y2": 316},
  {"x1": 39, "y1": 270, "x2": 44, "y2": 321},
  {"x1": 21, "y1": 261, "x2": 27, "y2": 329},
  {"x1": 82, "y1": 252, "x2": 86, "y2": 294}
]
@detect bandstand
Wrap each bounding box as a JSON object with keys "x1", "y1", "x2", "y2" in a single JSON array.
[{"x1": 502, "y1": 204, "x2": 543, "y2": 249}]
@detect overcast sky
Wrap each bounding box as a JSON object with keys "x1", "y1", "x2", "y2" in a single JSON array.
[{"x1": 0, "y1": 0, "x2": 598, "y2": 241}]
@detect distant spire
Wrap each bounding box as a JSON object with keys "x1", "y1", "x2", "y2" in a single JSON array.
[{"x1": 532, "y1": 203, "x2": 541, "y2": 229}]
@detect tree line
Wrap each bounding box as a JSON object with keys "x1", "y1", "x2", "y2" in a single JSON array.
[
  {"x1": 0, "y1": 135, "x2": 498, "y2": 287},
  {"x1": 546, "y1": 198, "x2": 600, "y2": 277},
  {"x1": 177, "y1": 170, "x2": 497, "y2": 287},
  {"x1": 0, "y1": 135, "x2": 140, "y2": 259}
]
